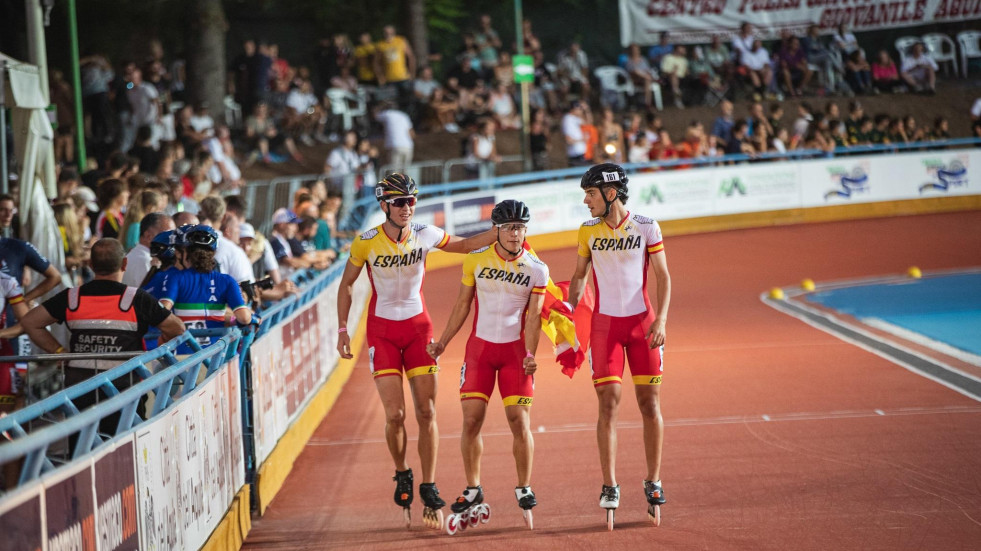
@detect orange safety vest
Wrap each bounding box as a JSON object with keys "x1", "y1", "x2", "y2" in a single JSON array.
[{"x1": 65, "y1": 286, "x2": 145, "y2": 369}]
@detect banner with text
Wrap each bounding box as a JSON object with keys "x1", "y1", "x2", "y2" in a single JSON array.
[{"x1": 619, "y1": 0, "x2": 981, "y2": 45}]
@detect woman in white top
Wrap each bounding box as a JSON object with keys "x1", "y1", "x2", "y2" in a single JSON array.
[
  {"x1": 833, "y1": 24, "x2": 860, "y2": 55},
  {"x1": 466, "y1": 119, "x2": 501, "y2": 177}
]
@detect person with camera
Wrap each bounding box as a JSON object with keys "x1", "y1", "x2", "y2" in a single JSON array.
[{"x1": 158, "y1": 225, "x2": 258, "y2": 353}]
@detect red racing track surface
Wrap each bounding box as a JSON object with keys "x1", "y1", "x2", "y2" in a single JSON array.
[{"x1": 243, "y1": 211, "x2": 981, "y2": 550}]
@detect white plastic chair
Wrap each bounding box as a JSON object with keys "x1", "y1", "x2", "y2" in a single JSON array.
[
  {"x1": 894, "y1": 36, "x2": 920, "y2": 68},
  {"x1": 921, "y1": 33, "x2": 959, "y2": 77},
  {"x1": 325, "y1": 87, "x2": 367, "y2": 132},
  {"x1": 957, "y1": 31, "x2": 981, "y2": 76},
  {"x1": 594, "y1": 65, "x2": 635, "y2": 110},
  {"x1": 222, "y1": 95, "x2": 242, "y2": 128}
]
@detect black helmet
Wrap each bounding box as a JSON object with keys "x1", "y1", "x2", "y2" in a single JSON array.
[
  {"x1": 580, "y1": 163, "x2": 628, "y2": 191},
  {"x1": 491, "y1": 200, "x2": 531, "y2": 225},
  {"x1": 375, "y1": 172, "x2": 419, "y2": 200}
]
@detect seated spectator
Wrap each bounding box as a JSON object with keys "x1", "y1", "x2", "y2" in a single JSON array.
[
  {"x1": 746, "y1": 102, "x2": 773, "y2": 152},
  {"x1": 128, "y1": 126, "x2": 160, "y2": 176},
  {"x1": 769, "y1": 102, "x2": 785, "y2": 136},
  {"x1": 494, "y1": 51, "x2": 514, "y2": 85},
  {"x1": 487, "y1": 82, "x2": 519, "y2": 130},
  {"x1": 268, "y1": 208, "x2": 315, "y2": 277},
  {"x1": 778, "y1": 36, "x2": 812, "y2": 97},
  {"x1": 705, "y1": 35, "x2": 733, "y2": 83},
  {"x1": 844, "y1": 101, "x2": 864, "y2": 143},
  {"x1": 844, "y1": 50, "x2": 873, "y2": 95},
  {"x1": 330, "y1": 65, "x2": 359, "y2": 93},
  {"x1": 624, "y1": 44, "x2": 658, "y2": 110},
  {"x1": 771, "y1": 127, "x2": 790, "y2": 152},
  {"x1": 429, "y1": 87, "x2": 461, "y2": 133},
  {"x1": 803, "y1": 114, "x2": 836, "y2": 153},
  {"x1": 741, "y1": 39, "x2": 774, "y2": 100},
  {"x1": 530, "y1": 108, "x2": 551, "y2": 170},
  {"x1": 871, "y1": 50, "x2": 903, "y2": 92},
  {"x1": 871, "y1": 114, "x2": 891, "y2": 144},
  {"x1": 650, "y1": 130, "x2": 677, "y2": 161},
  {"x1": 900, "y1": 42, "x2": 937, "y2": 94},
  {"x1": 793, "y1": 102, "x2": 814, "y2": 141},
  {"x1": 627, "y1": 133, "x2": 651, "y2": 164},
  {"x1": 245, "y1": 101, "x2": 302, "y2": 163},
  {"x1": 557, "y1": 42, "x2": 591, "y2": 102},
  {"x1": 580, "y1": 106, "x2": 600, "y2": 163},
  {"x1": 725, "y1": 120, "x2": 755, "y2": 155},
  {"x1": 677, "y1": 122, "x2": 708, "y2": 159},
  {"x1": 888, "y1": 117, "x2": 909, "y2": 144},
  {"x1": 832, "y1": 24, "x2": 860, "y2": 56},
  {"x1": 904, "y1": 115, "x2": 924, "y2": 142},
  {"x1": 296, "y1": 216, "x2": 336, "y2": 265},
  {"x1": 802, "y1": 24, "x2": 841, "y2": 94},
  {"x1": 414, "y1": 66, "x2": 440, "y2": 105},
  {"x1": 930, "y1": 116, "x2": 950, "y2": 140},
  {"x1": 711, "y1": 100, "x2": 735, "y2": 147},
  {"x1": 285, "y1": 79, "x2": 324, "y2": 146},
  {"x1": 647, "y1": 32, "x2": 673, "y2": 68},
  {"x1": 323, "y1": 130, "x2": 361, "y2": 188},
  {"x1": 660, "y1": 45, "x2": 690, "y2": 109},
  {"x1": 732, "y1": 23, "x2": 755, "y2": 63},
  {"x1": 203, "y1": 126, "x2": 245, "y2": 192},
  {"x1": 688, "y1": 46, "x2": 716, "y2": 106}
]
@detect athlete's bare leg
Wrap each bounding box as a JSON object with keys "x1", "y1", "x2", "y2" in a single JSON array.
[
  {"x1": 635, "y1": 384, "x2": 663, "y2": 482},
  {"x1": 375, "y1": 376, "x2": 409, "y2": 471},
  {"x1": 408, "y1": 373, "x2": 439, "y2": 483},
  {"x1": 595, "y1": 384, "x2": 622, "y2": 487},
  {"x1": 505, "y1": 405, "x2": 534, "y2": 487},
  {"x1": 460, "y1": 399, "x2": 487, "y2": 486}
]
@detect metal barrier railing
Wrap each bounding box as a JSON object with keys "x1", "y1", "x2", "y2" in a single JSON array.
[{"x1": 0, "y1": 330, "x2": 240, "y2": 487}]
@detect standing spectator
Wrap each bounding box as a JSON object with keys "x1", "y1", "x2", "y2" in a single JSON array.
[
  {"x1": 475, "y1": 14, "x2": 502, "y2": 75},
  {"x1": 677, "y1": 122, "x2": 708, "y2": 159},
  {"x1": 285, "y1": 79, "x2": 323, "y2": 146},
  {"x1": 557, "y1": 42, "x2": 591, "y2": 103},
  {"x1": 375, "y1": 25, "x2": 416, "y2": 111},
  {"x1": 522, "y1": 19, "x2": 542, "y2": 56},
  {"x1": 198, "y1": 196, "x2": 255, "y2": 285},
  {"x1": 80, "y1": 52, "x2": 115, "y2": 153},
  {"x1": 529, "y1": 108, "x2": 551, "y2": 170},
  {"x1": 121, "y1": 189, "x2": 166, "y2": 250},
  {"x1": 123, "y1": 67, "x2": 160, "y2": 153},
  {"x1": 597, "y1": 107, "x2": 625, "y2": 163},
  {"x1": 726, "y1": 120, "x2": 755, "y2": 155},
  {"x1": 375, "y1": 103, "x2": 415, "y2": 167},
  {"x1": 711, "y1": 100, "x2": 736, "y2": 147},
  {"x1": 624, "y1": 44, "x2": 658, "y2": 110},
  {"x1": 562, "y1": 101, "x2": 588, "y2": 166},
  {"x1": 628, "y1": 133, "x2": 651, "y2": 163},
  {"x1": 900, "y1": 42, "x2": 937, "y2": 94},
  {"x1": 94, "y1": 178, "x2": 129, "y2": 240},
  {"x1": 20, "y1": 239, "x2": 185, "y2": 435},
  {"x1": 230, "y1": 39, "x2": 257, "y2": 116},
  {"x1": 872, "y1": 50, "x2": 903, "y2": 92},
  {"x1": 465, "y1": 119, "x2": 501, "y2": 178},
  {"x1": 732, "y1": 22, "x2": 755, "y2": 62},
  {"x1": 488, "y1": 82, "x2": 519, "y2": 130},
  {"x1": 323, "y1": 130, "x2": 362, "y2": 190},
  {"x1": 660, "y1": 45, "x2": 689, "y2": 109},
  {"x1": 844, "y1": 101, "x2": 865, "y2": 143},
  {"x1": 647, "y1": 32, "x2": 674, "y2": 67},
  {"x1": 354, "y1": 32, "x2": 378, "y2": 86},
  {"x1": 50, "y1": 69, "x2": 76, "y2": 165},
  {"x1": 0, "y1": 194, "x2": 20, "y2": 239},
  {"x1": 122, "y1": 212, "x2": 175, "y2": 287},
  {"x1": 705, "y1": 35, "x2": 732, "y2": 83},
  {"x1": 747, "y1": 102, "x2": 774, "y2": 152}
]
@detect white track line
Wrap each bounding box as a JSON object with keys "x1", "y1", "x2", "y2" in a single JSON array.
[
  {"x1": 862, "y1": 317, "x2": 981, "y2": 367},
  {"x1": 309, "y1": 405, "x2": 981, "y2": 446}
]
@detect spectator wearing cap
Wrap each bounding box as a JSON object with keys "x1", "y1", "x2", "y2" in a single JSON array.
[
  {"x1": 269, "y1": 208, "x2": 321, "y2": 276},
  {"x1": 198, "y1": 196, "x2": 255, "y2": 285},
  {"x1": 122, "y1": 212, "x2": 176, "y2": 287},
  {"x1": 20, "y1": 239, "x2": 185, "y2": 437}
]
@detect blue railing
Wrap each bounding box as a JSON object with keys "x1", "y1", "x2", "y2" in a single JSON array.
[{"x1": 0, "y1": 330, "x2": 240, "y2": 486}]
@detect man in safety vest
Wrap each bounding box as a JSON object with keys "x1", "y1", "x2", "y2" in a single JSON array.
[{"x1": 20, "y1": 239, "x2": 185, "y2": 436}]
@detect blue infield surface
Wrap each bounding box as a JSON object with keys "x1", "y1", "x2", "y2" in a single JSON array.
[{"x1": 805, "y1": 273, "x2": 981, "y2": 357}]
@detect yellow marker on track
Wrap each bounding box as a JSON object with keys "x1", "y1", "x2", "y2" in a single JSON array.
[
  {"x1": 907, "y1": 266, "x2": 922, "y2": 279},
  {"x1": 801, "y1": 279, "x2": 815, "y2": 291},
  {"x1": 769, "y1": 287, "x2": 785, "y2": 300}
]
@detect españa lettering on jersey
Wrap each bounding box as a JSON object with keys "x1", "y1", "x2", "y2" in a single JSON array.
[
  {"x1": 463, "y1": 245, "x2": 549, "y2": 343},
  {"x1": 476, "y1": 266, "x2": 533, "y2": 287},
  {"x1": 577, "y1": 212, "x2": 664, "y2": 318},
  {"x1": 349, "y1": 223, "x2": 450, "y2": 321}
]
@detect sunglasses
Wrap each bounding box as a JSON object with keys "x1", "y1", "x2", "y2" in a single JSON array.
[
  {"x1": 385, "y1": 196, "x2": 417, "y2": 208},
  {"x1": 499, "y1": 223, "x2": 527, "y2": 232}
]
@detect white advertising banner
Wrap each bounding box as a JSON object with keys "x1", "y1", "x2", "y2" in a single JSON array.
[
  {"x1": 251, "y1": 271, "x2": 370, "y2": 466},
  {"x1": 135, "y1": 361, "x2": 241, "y2": 551},
  {"x1": 406, "y1": 148, "x2": 980, "y2": 239},
  {"x1": 619, "y1": 0, "x2": 981, "y2": 45}
]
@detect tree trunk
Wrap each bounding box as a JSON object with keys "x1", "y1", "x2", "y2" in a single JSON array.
[
  {"x1": 185, "y1": 0, "x2": 226, "y2": 118},
  {"x1": 407, "y1": 0, "x2": 428, "y2": 71}
]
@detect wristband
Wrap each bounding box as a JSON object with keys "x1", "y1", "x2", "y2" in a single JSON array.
[
  {"x1": 525, "y1": 351, "x2": 534, "y2": 359},
  {"x1": 338, "y1": 327, "x2": 347, "y2": 334},
  {"x1": 55, "y1": 346, "x2": 65, "y2": 354}
]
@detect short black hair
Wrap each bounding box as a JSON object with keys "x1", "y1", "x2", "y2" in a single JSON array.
[
  {"x1": 139, "y1": 212, "x2": 168, "y2": 238},
  {"x1": 90, "y1": 238, "x2": 125, "y2": 275}
]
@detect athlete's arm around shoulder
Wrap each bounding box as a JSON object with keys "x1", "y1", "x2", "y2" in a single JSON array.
[{"x1": 439, "y1": 226, "x2": 497, "y2": 254}]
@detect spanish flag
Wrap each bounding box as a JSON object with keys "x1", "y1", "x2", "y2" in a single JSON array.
[{"x1": 525, "y1": 243, "x2": 594, "y2": 378}]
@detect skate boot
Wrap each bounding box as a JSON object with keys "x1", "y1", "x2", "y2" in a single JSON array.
[
  {"x1": 599, "y1": 484, "x2": 620, "y2": 531},
  {"x1": 515, "y1": 486, "x2": 536, "y2": 529},
  {"x1": 393, "y1": 469, "x2": 413, "y2": 527},
  {"x1": 419, "y1": 482, "x2": 446, "y2": 530},
  {"x1": 644, "y1": 480, "x2": 664, "y2": 527},
  {"x1": 445, "y1": 486, "x2": 491, "y2": 535}
]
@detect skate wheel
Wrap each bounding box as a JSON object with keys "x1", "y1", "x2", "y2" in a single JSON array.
[
  {"x1": 403, "y1": 507, "x2": 411, "y2": 528},
  {"x1": 468, "y1": 508, "x2": 480, "y2": 528},
  {"x1": 445, "y1": 514, "x2": 459, "y2": 535},
  {"x1": 649, "y1": 504, "x2": 661, "y2": 527},
  {"x1": 424, "y1": 508, "x2": 443, "y2": 530},
  {"x1": 479, "y1": 503, "x2": 491, "y2": 524},
  {"x1": 606, "y1": 509, "x2": 615, "y2": 531},
  {"x1": 523, "y1": 509, "x2": 534, "y2": 530}
]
